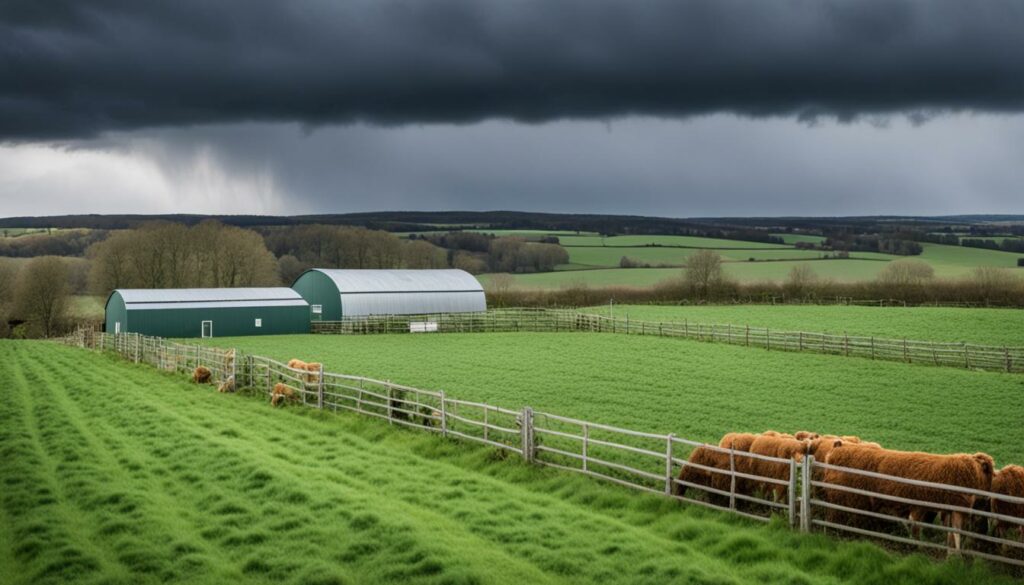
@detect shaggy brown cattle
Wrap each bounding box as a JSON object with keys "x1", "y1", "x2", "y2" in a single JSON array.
[
  {"x1": 822, "y1": 443, "x2": 890, "y2": 528},
  {"x1": 794, "y1": 431, "x2": 820, "y2": 441},
  {"x1": 217, "y1": 375, "x2": 235, "y2": 393},
  {"x1": 827, "y1": 447, "x2": 994, "y2": 549},
  {"x1": 676, "y1": 432, "x2": 757, "y2": 503},
  {"x1": 990, "y1": 465, "x2": 1024, "y2": 541},
  {"x1": 192, "y1": 366, "x2": 212, "y2": 384},
  {"x1": 287, "y1": 358, "x2": 308, "y2": 370},
  {"x1": 304, "y1": 362, "x2": 322, "y2": 384},
  {"x1": 270, "y1": 383, "x2": 296, "y2": 407},
  {"x1": 749, "y1": 435, "x2": 810, "y2": 501},
  {"x1": 877, "y1": 450, "x2": 994, "y2": 549}
]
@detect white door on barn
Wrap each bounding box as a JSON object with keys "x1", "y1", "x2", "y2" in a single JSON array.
[{"x1": 201, "y1": 320, "x2": 213, "y2": 338}]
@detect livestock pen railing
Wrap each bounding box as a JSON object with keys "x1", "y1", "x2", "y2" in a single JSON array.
[
  {"x1": 312, "y1": 308, "x2": 1024, "y2": 373},
  {"x1": 55, "y1": 329, "x2": 1024, "y2": 570}
]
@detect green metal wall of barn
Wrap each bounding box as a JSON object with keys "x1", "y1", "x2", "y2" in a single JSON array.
[
  {"x1": 104, "y1": 291, "x2": 129, "y2": 334},
  {"x1": 104, "y1": 291, "x2": 311, "y2": 338},
  {"x1": 291, "y1": 270, "x2": 343, "y2": 321}
]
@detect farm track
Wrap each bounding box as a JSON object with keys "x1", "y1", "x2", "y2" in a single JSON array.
[{"x1": 2, "y1": 341, "x2": 1017, "y2": 584}]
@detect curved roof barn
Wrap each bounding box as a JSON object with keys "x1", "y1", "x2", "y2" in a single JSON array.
[
  {"x1": 105, "y1": 288, "x2": 309, "y2": 337},
  {"x1": 291, "y1": 269, "x2": 486, "y2": 320}
]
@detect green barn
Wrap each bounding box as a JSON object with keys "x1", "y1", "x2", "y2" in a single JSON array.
[
  {"x1": 291, "y1": 269, "x2": 486, "y2": 321},
  {"x1": 104, "y1": 288, "x2": 311, "y2": 338}
]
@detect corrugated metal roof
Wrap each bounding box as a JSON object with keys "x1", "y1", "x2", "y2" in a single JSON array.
[
  {"x1": 129, "y1": 300, "x2": 310, "y2": 311},
  {"x1": 311, "y1": 269, "x2": 484, "y2": 294},
  {"x1": 116, "y1": 288, "x2": 305, "y2": 305},
  {"x1": 302, "y1": 269, "x2": 486, "y2": 317}
]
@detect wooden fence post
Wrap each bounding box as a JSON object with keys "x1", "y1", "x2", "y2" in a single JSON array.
[
  {"x1": 800, "y1": 456, "x2": 813, "y2": 532},
  {"x1": 728, "y1": 448, "x2": 737, "y2": 510},
  {"x1": 1005, "y1": 347, "x2": 1011, "y2": 373},
  {"x1": 583, "y1": 423, "x2": 590, "y2": 473},
  {"x1": 664, "y1": 434, "x2": 674, "y2": 495},
  {"x1": 439, "y1": 390, "x2": 448, "y2": 437},
  {"x1": 870, "y1": 337, "x2": 875, "y2": 360},
  {"x1": 903, "y1": 338, "x2": 909, "y2": 362},
  {"x1": 317, "y1": 364, "x2": 324, "y2": 409},
  {"x1": 520, "y1": 407, "x2": 533, "y2": 462},
  {"x1": 788, "y1": 458, "x2": 797, "y2": 528}
]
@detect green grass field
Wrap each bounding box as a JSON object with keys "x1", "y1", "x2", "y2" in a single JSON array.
[
  {"x1": 557, "y1": 235, "x2": 789, "y2": 249},
  {"x1": 580, "y1": 305, "x2": 1024, "y2": 346},
  {"x1": 69, "y1": 296, "x2": 105, "y2": 320},
  {"x1": 479, "y1": 259, "x2": 894, "y2": 289},
  {"x1": 7, "y1": 341, "x2": 1013, "y2": 585},
  {"x1": 773, "y1": 234, "x2": 827, "y2": 245},
  {"x1": 565, "y1": 246, "x2": 836, "y2": 268},
  {"x1": 203, "y1": 332, "x2": 1024, "y2": 464}
]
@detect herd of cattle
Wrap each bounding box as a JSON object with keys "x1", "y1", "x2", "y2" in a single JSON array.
[
  {"x1": 679, "y1": 430, "x2": 1024, "y2": 550},
  {"x1": 186, "y1": 353, "x2": 1022, "y2": 553}
]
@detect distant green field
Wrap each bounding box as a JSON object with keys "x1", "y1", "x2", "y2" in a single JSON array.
[
  {"x1": 918, "y1": 243, "x2": 1023, "y2": 277},
  {"x1": 69, "y1": 295, "x2": 105, "y2": 319},
  {"x1": 557, "y1": 234, "x2": 788, "y2": 249},
  {"x1": 480, "y1": 259, "x2": 892, "y2": 289},
  {"x1": 205, "y1": 332, "x2": 1024, "y2": 464},
  {"x1": 8, "y1": 342, "x2": 1011, "y2": 585},
  {"x1": 566, "y1": 246, "x2": 833, "y2": 268},
  {"x1": 772, "y1": 233, "x2": 827, "y2": 245},
  {"x1": 581, "y1": 304, "x2": 1024, "y2": 346},
  {"x1": 0, "y1": 227, "x2": 49, "y2": 237}
]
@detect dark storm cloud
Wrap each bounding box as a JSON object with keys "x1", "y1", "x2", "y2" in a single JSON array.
[{"x1": 3, "y1": 0, "x2": 1024, "y2": 139}]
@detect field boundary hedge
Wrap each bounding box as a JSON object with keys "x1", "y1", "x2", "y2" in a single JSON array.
[
  {"x1": 55, "y1": 329, "x2": 1024, "y2": 570},
  {"x1": 311, "y1": 308, "x2": 1024, "y2": 374}
]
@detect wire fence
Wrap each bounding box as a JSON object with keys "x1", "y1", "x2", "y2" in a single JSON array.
[
  {"x1": 56, "y1": 328, "x2": 1024, "y2": 571},
  {"x1": 311, "y1": 308, "x2": 1024, "y2": 373}
]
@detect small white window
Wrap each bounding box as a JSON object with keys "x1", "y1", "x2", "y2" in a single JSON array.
[
  {"x1": 311, "y1": 305, "x2": 323, "y2": 314},
  {"x1": 255, "y1": 318, "x2": 262, "y2": 328}
]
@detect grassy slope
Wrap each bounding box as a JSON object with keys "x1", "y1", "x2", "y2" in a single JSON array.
[
  {"x1": 580, "y1": 305, "x2": 1024, "y2": 346},
  {"x1": 204, "y1": 333, "x2": 1024, "y2": 464},
  {"x1": 3, "y1": 342, "x2": 1008, "y2": 585},
  {"x1": 919, "y1": 243, "x2": 1023, "y2": 277}
]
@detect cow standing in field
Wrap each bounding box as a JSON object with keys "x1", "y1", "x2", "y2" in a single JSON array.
[
  {"x1": 826, "y1": 446, "x2": 993, "y2": 550},
  {"x1": 676, "y1": 432, "x2": 758, "y2": 504},
  {"x1": 991, "y1": 465, "x2": 1024, "y2": 541},
  {"x1": 192, "y1": 366, "x2": 212, "y2": 384}
]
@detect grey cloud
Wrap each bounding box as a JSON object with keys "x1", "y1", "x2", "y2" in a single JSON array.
[{"x1": 3, "y1": 0, "x2": 1024, "y2": 140}]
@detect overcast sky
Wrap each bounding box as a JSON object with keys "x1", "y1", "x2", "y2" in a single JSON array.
[{"x1": 2, "y1": 0, "x2": 1023, "y2": 218}]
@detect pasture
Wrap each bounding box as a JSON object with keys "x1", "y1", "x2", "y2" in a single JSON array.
[
  {"x1": 4, "y1": 342, "x2": 1012, "y2": 585},
  {"x1": 464, "y1": 227, "x2": 1024, "y2": 288},
  {"x1": 479, "y1": 259, "x2": 893, "y2": 289},
  {"x1": 203, "y1": 332, "x2": 1024, "y2": 464},
  {"x1": 580, "y1": 305, "x2": 1024, "y2": 346}
]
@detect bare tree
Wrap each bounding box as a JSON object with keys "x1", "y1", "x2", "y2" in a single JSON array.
[
  {"x1": 784, "y1": 263, "x2": 818, "y2": 298},
  {"x1": 452, "y1": 251, "x2": 486, "y2": 274},
  {"x1": 877, "y1": 259, "x2": 934, "y2": 287},
  {"x1": 15, "y1": 256, "x2": 69, "y2": 338},
  {"x1": 485, "y1": 273, "x2": 516, "y2": 295},
  {"x1": 684, "y1": 250, "x2": 725, "y2": 299},
  {"x1": 403, "y1": 240, "x2": 448, "y2": 269}
]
